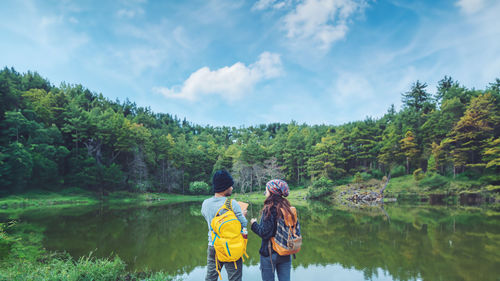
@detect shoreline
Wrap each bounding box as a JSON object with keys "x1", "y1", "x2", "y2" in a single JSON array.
[
  {"x1": 1, "y1": 180, "x2": 498, "y2": 215},
  {"x1": 0, "y1": 189, "x2": 207, "y2": 215}
]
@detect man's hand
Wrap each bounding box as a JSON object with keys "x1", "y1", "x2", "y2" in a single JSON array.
[{"x1": 250, "y1": 218, "x2": 257, "y2": 225}]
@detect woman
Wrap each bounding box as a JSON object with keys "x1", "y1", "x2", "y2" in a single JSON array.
[{"x1": 250, "y1": 179, "x2": 299, "y2": 281}]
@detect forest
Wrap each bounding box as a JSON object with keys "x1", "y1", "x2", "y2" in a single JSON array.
[{"x1": 1, "y1": 67, "x2": 499, "y2": 196}]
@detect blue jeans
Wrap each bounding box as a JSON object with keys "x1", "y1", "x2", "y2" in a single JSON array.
[{"x1": 260, "y1": 253, "x2": 291, "y2": 281}]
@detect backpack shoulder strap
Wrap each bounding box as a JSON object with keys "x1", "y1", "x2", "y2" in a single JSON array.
[
  {"x1": 225, "y1": 198, "x2": 233, "y2": 211},
  {"x1": 290, "y1": 207, "x2": 297, "y2": 219},
  {"x1": 281, "y1": 206, "x2": 298, "y2": 226}
]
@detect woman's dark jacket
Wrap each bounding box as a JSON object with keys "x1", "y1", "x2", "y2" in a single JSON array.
[{"x1": 250, "y1": 206, "x2": 278, "y2": 257}]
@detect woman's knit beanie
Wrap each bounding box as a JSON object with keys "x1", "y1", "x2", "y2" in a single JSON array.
[{"x1": 266, "y1": 179, "x2": 289, "y2": 197}]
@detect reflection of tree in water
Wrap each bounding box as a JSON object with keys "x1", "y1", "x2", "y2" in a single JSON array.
[
  {"x1": 21, "y1": 202, "x2": 500, "y2": 281},
  {"x1": 294, "y1": 203, "x2": 500, "y2": 281},
  {"x1": 40, "y1": 203, "x2": 209, "y2": 275}
]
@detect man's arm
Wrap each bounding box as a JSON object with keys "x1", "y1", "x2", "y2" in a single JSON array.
[
  {"x1": 231, "y1": 199, "x2": 248, "y2": 228},
  {"x1": 201, "y1": 200, "x2": 211, "y2": 228}
]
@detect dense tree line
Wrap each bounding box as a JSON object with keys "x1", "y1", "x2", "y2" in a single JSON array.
[{"x1": 0, "y1": 67, "x2": 499, "y2": 195}]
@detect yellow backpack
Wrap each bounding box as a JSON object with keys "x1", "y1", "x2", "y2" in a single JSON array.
[{"x1": 210, "y1": 198, "x2": 248, "y2": 278}]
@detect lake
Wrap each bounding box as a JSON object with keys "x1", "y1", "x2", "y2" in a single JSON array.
[{"x1": 3, "y1": 200, "x2": 500, "y2": 281}]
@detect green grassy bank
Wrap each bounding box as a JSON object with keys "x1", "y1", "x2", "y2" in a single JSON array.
[
  {"x1": 383, "y1": 175, "x2": 500, "y2": 203},
  {"x1": 233, "y1": 188, "x2": 309, "y2": 207},
  {"x1": 281, "y1": 175, "x2": 499, "y2": 206},
  {"x1": 0, "y1": 188, "x2": 206, "y2": 214}
]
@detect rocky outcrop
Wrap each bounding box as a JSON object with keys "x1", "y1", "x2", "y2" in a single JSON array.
[{"x1": 339, "y1": 177, "x2": 396, "y2": 205}]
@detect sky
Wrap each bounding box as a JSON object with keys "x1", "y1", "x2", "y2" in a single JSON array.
[{"x1": 1, "y1": 0, "x2": 499, "y2": 127}]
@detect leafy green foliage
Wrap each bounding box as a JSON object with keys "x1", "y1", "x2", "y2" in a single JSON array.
[
  {"x1": 307, "y1": 177, "x2": 335, "y2": 199},
  {"x1": 0, "y1": 67, "x2": 498, "y2": 195},
  {"x1": 369, "y1": 169, "x2": 384, "y2": 180},
  {"x1": 390, "y1": 165, "x2": 406, "y2": 178},
  {"x1": 189, "y1": 181, "x2": 211, "y2": 195},
  {"x1": 353, "y1": 172, "x2": 363, "y2": 183},
  {"x1": 413, "y1": 168, "x2": 424, "y2": 181},
  {"x1": 419, "y1": 173, "x2": 449, "y2": 190}
]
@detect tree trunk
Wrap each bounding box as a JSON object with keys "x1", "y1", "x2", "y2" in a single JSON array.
[
  {"x1": 380, "y1": 173, "x2": 390, "y2": 196},
  {"x1": 406, "y1": 157, "x2": 409, "y2": 174}
]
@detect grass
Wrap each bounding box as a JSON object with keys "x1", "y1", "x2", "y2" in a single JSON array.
[
  {"x1": 0, "y1": 188, "x2": 206, "y2": 215},
  {"x1": 105, "y1": 191, "x2": 207, "y2": 205},
  {"x1": 0, "y1": 188, "x2": 99, "y2": 213},
  {"x1": 384, "y1": 174, "x2": 497, "y2": 195},
  {"x1": 232, "y1": 188, "x2": 309, "y2": 207},
  {"x1": 0, "y1": 254, "x2": 176, "y2": 281},
  {"x1": 1, "y1": 176, "x2": 496, "y2": 214}
]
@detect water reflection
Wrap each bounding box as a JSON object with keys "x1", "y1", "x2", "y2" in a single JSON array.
[{"x1": 8, "y1": 201, "x2": 500, "y2": 281}]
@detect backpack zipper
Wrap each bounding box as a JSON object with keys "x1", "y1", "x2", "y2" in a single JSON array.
[
  {"x1": 226, "y1": 241, "x2": 231, "y2": 256},
  {"x1": 218, "y1": 218, "x2": 238, "y2": 233}
]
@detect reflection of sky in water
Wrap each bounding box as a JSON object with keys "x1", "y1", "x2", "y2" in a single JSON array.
[{"x1": 179, "y1": 264, "x2": 417, "y2": 281}]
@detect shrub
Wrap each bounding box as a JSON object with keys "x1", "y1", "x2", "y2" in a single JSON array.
[
  {"x1": 455, "y1": 170, "x2": 481, "y2": 181},
  {"x1": 369, "y1": 169, "x2": 384, "y2": 180},
  {"x1": 413, "y1": 168, "x2": 424, "y2": 181},
  {"x1": 189, "y1": 181, "x2": 211, "y2": 195},
  {"x1": 353, "y1": 172, "x2": 363, "y2": 183},
  {"x1": 390, "y1": 165, "x2": 406, "y2": 178},
  {"x1": 420, "y1": 173, "x2": 449, "y2": 190},
  {"x1": 101, "y1": 163, "x2": 124, "y2": 190},
  {"x1": 361, "y1": 172, "x2": 373, "y2": 181},
  {"x1": 0, "y1": 253, "x2": 175, "y2": 281},
  {"x1": 308, "y1": 177, "x2": 334, "y2": 200},
  {"x1": 480, "y1": 173, "x2": 500, "y2": 184},
  {"x1": 0, "y1": 222, "x2": 15, "y2": 260},
  {"x1": 333, "y1": 177, "x2": 351, "y2": 185},
  {"x1": 427, "y1": 155, "x2": 437, "y2": 172},
  {"x1": 133, "y1": 181, "x2": 152, "y2": 193}
]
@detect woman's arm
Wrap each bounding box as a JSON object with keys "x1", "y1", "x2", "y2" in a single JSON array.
[{"x1": 250, "y1": 209, "x2": 276, "y2": 239}]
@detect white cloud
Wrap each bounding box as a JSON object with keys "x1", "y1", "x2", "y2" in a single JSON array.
[
  {"x1": 332, "y1": 72, "x2": 373, "y2": 105},
  {"x1": 253, "y1": 0, "x2": 276, "y2": 10},
  {"x1": 116, "y1": 8, "x2": 144, "y2": 18},
  {"x1": 108, "y1": 22, "x2": 198, "y2": 76},
  {"x1": 252, "y1": 0, "x2": 291, "y2": 10},
  {"x1": 325, "y1": 0, "x2": 500, "y2": 121},
  {"x1": 0, "y1": 2, "x2": 89, "y2": 66},
  {"x1": 284, "y1": 0, "x2": 365, "y2": 50},
  {"x1": 455, "y1": 0, "x2": 485, "y2": 14},
  {"x1": 154, "y1": 52, "x2": 283, "y2": 101},
  {"x1": 116, "y1": 0, "x2": 147, "y2": 18}
]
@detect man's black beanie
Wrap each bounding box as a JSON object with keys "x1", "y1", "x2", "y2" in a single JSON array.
[{"x1": 212, "y1": 170, "x2": 234, "y2": 193}]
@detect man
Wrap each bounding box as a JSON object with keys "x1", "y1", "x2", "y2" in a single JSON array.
[{"x1": 201, "y1": 170, "x2": 248, "y2": 281}]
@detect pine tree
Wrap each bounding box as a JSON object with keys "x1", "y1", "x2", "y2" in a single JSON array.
[
  {"x1": 307, "y1": 134, "x2": 345, "y2": 180},
  {"x1": 448, "y1": 93, "x2": 499, "y2": 174},
  {"x1": 400, "y1": 131, "x2": 419, "y2": 174},
  {"x1": 483, "y1": 137, "x2": 500, "y2": 169}
]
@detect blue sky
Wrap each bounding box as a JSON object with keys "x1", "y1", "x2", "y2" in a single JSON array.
[{"x1": 1, "y1": 0, "x2": 499, "y2": 126}]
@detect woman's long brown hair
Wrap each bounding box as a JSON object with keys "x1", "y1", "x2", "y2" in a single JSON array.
[{"x1": 262, "y1": 193, "x2": 293, "y2": 219}]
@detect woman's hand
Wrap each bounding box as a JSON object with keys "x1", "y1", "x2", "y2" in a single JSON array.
[{"x1": 250, "y1": 218, "x2": 257, "y2": 225}]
